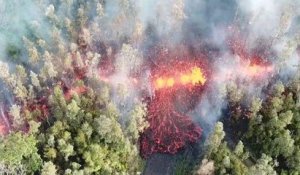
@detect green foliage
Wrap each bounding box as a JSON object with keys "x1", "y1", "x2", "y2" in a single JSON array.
[
  {"x1": 15, "y1": 65, "x2": 27, "y2": 83},
  {"x1": 234, "y1": 141, "x2": 249, "y2": 161},
  {"x1": 243, "y1": 82, "x2": 300, "y2": 173},
  {"x1": 206, "y1": 122, "x2": 225, "y2": 156},
  {"x1": 39, "y1": 86, "x2": 145, "y2": 174},
  {"x1": 215, "y1": 81, "x2": 300, "y2": 174},
  {"x1": 0, "y1": 132, "x2": 42, "y2": 173},
  {"x1": 194, "y1": 159, "x2": 215, "y2": 175},
  {"x1": 227, "y1": 83, "x2": 244, "y2": 104},
  {"x1": 248, "y1": 154, "x2": 277, "y2": 175},
  {"x1": 249, "y1": 97, "x2": 262, "y2": 118},
  {"x1": 125, "y1": 102, "x2": 149, "y2": 143},
  {"x1": 0, "y1": 163, "x2": 27, "y2": 175},
  {"x1": 41, "y1": 161, "x2": 57, "y2": 175},
  {"x1": 205, "y1": 122, "x2": 248, "y2": 175},
  {"x1": 41, "y1": 162, "x2": 56, "y2": 175},
  {"x1": 198, "y1": 80, "x2": 300, "y2": 175},
  {"x1": 9, "y1": 104, "x2": 24, "y2": 129},
  {"x1": 286, "y1": 146, "x2": 300, "y2": 173}
]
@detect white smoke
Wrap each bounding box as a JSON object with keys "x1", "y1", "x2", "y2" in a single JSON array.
[{"x1": 0, "y1": 0, "x2": 299, "y2": 135}]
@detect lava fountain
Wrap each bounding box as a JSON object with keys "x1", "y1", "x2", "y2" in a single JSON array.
[{"x1": 139, "y1": 61, "x2": 207, "y2": 158}]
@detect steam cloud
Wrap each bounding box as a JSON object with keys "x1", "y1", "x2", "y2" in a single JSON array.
[{"x1": 0, "y1": 0, "x2": 300, "y2": 135}]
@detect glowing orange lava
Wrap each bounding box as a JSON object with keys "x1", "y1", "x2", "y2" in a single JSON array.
[
  {"x1": 154, "y1": 66, "x2": 206, "y2": 90},
  {"x1": 140, "y1": 61, "x2": 207, "y2": 158},
  {"x1": 242, "y1": 64, "x2": 274, "y2": 77},
  {"x1": 155, "y1": 77, "x2": 165, "y2": 89}
]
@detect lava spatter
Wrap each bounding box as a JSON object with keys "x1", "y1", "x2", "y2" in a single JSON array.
[{"x1": 140, "y1": 62, "x2": 206, "y2": 158}]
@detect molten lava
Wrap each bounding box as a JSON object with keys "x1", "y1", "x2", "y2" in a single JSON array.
[
  {"x1": 242, "y1": 64, "x2": 274, "y2": 78},
  {"x1": 140, "y1": 62, "x2": 206, "y2": 158},
  {"x1": 228, "y1": 29, "x2": 275, "y2": 80},
  {"x1": 153, "y1": 66, "x2": 206, "y2": 90},
  {"x1": 140, "y1": 93, "x2": 202, "y2": 158}
]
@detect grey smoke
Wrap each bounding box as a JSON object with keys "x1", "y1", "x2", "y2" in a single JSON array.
[{"x1": 0, "y1": 0, "x2": 299, "y2": 136}]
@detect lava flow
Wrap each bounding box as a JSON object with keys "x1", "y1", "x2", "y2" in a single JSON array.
[
  {"x1": 241, "y1": 63, "x2": 274, "y2": 78},
  {"x1": 228, "y1": 29, "x2": 275, "y2": 80},
  {"x1": 140, "y1": 62, "x2": 206, "y2": 158},
  {"x1": 153, "y1": 66, "x2": 206, "y2": 90}
]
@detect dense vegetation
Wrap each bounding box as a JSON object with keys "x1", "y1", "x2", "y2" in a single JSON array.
[
  {"x1": 0, "y1": 85, "x2": 148, "y2": 174},
  {"x1": 0, "y1": 1, "x2": 149, "y2": 174},
  {"x1": 195, "y1": 79, "x2": 300, "y2": 175}
]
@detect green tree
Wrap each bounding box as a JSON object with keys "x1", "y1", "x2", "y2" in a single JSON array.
[
  {"x1": 234, "y1": 141, "x2": 249, "y2": 161},
  {"x1": 248, "y1": 154, "x2": 277, "y2": 175},
  {"x1": 39, "y1": 86, "x2": 145, "y2": 174},
  {"x1": 0, "y1": 132, "x2": 42, "y2": 173},
  {"x1": 204, "y1": 122, "x2": 248, "y2": 175},
  {"x1": 41, "y1": 161, "x2": 57, "y2": 175},
  {"x1": 206, "y1": 122, "x2": 225, "y2": 156},
  {"x1": 245, "y1": 84, "x2": 295, "y2": 158},
  {"x1": 126, "y1": 102, "x2": 149, "y2": 143}
]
